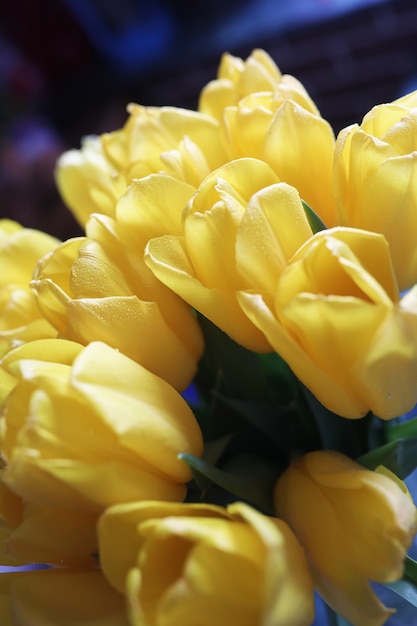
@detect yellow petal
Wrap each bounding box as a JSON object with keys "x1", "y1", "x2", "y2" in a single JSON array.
[
  {"x1": 0, "y1": 569, "x2": 129, "y2": 626},
  {"x1": 116, "y1": 174, "x2": 195, "y2": 244},
  {"x1": 146, "y1": 236, "x2": 271, "y2": 352},
  {"x1": 4, "y1": 449, "x2": 187, "y2": 514},
  {"x1": 0, "y1": 223, "x2": 58, "y2": 287},
  {"x1": 55, "y1": 137, "x2": 120, "y2": 225},
  {"x1": 70, "y1": 342, "x2": 203, "y2": 481},
  {"x1": 98, "y1": 501, "x2": 223, "y2": 593},
  {"x1": 238, "y1": 291, "x2": 367, "y2": 417},
  {"x1": 66, "y1": 296, "x2": 201, "y2": 390},
  {"x1": 4, "y1": 504, "x2": 98, "y2": 567},
  {"x1": 263, "y1": 100, "x2": 335, "y2": 226},
  {"x1": 158, "y1": 545, "x2": 260, "y2": 626},
  {"x1": 236, "y1": 182, "x2": 313, "y2": 292},
  {"x1": 334, "y1": 115, "x2": 417, "y2": 290}
]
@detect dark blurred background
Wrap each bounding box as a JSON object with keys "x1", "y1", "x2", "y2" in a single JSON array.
[{"x1": 1, "y1": 0, "x2": 417, "y2": 240}]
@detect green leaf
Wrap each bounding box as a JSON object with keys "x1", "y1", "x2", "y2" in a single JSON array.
[
  {"x1": 181, "y1": 454, "x2": 213, "y2": 493},
  {"x1": 179, "y1": 452, "x2": 278, "y2": 514},
  {"x1": 404, "y1": 556, "x2": 417, "y2": 586},
  {"x1": 381, "y1": 559, "x2": 417, "y2": 615},
  {"x1": 386, "y1": 416, "x2": 417, "y2": 442},
  {"x1": 256, "y1": 351, "x2": 298, "y2": 404},
  {"x1": 213, "y1": 392, "x2": 320, "y2": 461},
  {"x1": 202, "y1": 434, "x2": 234, "y2": 467},
  {"x1": 195, "y1": 314, "x2": 272, "y2": 402},
  {"x1": 301, "y1": 385, "x2": 371, "y2": 458},
  {"x1": 302, "y1": 200, "x2": 327, "y2": 233},
  {"x1": 384, "y1": 580, "x2": 417, "y2": 609},
  {"x1": 356, "y1": 437, "x2": 417, "y2": 479},
  {"x1": 191, "y1": 383, "x2": 245, "y2": 442},
  {"x1": 212, "y1": 394, "x2": 289, "y2": 445}
]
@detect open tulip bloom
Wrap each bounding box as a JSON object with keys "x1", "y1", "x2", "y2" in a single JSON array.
[{"x1": 2, "y1": 49, "x2": 417, "y2": 626}]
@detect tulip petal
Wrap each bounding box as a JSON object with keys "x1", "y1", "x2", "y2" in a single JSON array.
[
  {"x1": 238, "y1": 291, "x2": 368, "y2": 417},
  {"x1": 4, "y1": 504, "x2": 98, "y2": 567},
  {"x1": 98, "y1": 501, "x2": 224, "y2": 594},
  {"x1": 116, "y1": 174, "x2": 195, "y2": 243},
  {"x1": 157, "y1": 546, "x2": 259, "y2": 626},
  {"x1": 230, "y1": 502, "x2": 315, "y2": 626},
  {"x1": 4, "y1": 451, "x2": 187, "y2": 512},
  {"x1": 236, "y1": 182, "x2": 313, "y2": 292},
  {"x1": 146, "y1": 235, "x2": 271, "y2": 352},
  {"x1": 0, "y1": 569, "x2": 129, "y2": 626},
  {"x1": 334, "y1": 118, "x2": 417, "y2": 291},
  {"x1": 141, "y1": 517, "x2": 264, "y2": 564},
  {"x1": 0, "y1": 225, "x2": 58, "y2": 286},
  {"x1": 263, "y1": 101, "x2": 335, "y2": 226},
  {"x1": 70, "y1": 342, "x2": 203, "y2": 481},
  {"x1": 55, "y1": 138, "x2": 120, "y2": 225},
  {"x1": 66, "y1": 296, "x2": 201, "y2": 390}
]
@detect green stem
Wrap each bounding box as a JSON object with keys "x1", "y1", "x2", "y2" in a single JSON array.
[
  {"x1": 300, "y1": 384, "x2": 372, "y2": 458},
  {"x1": 404, "y1": 556, "x2": 417, "y2": 585}
]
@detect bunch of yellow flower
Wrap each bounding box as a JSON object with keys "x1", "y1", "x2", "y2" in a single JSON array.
[{"x1": 1, "y1": 49, "x2": 417, "y2": 626}]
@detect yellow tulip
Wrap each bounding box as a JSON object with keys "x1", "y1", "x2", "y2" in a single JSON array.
[
  {"x1": 0, "y1": 469, "x2": 99, "y2": 567},
  {"x1": 145, "y1": 159, "x2": 313, "y2": 352},
  {"x1": 55, "y1": 105, "x2": 228, "y2": 227},
  {"x1": 0, "y1": 220, "x2": 58, "y2": 356},
  {"x1": 221, "y1": 94, "x2": 335, "y2": 226},
  {"x1": 334, "y1": 90, "x2": 417, "y2": 290},
  {"x1": 31, "y1": 179, "x2": 204, "y2": 391},
  {"x1": 0, "y1": 568, "x2": 129, "y2": 626},
  {"x1": 1, "y1": 339, "x2": 203, "y2": 498},
  {"x1": 54, "y1": 135, "x2": 125, "y2": 227},
  {"x1": 0, "y1": 340, "x2": 203, "y2": 563},
  {"x1": 274, "y1": 450, "x2": 417, "y2": 626},
  {"x1": 199, "y1": 50, "x2": 336, "y2": 226},
  {"x1": 199, "y1": 48, "x2": 315, "y2": 120},
  {"x1": 0, "y1": 449, "x2": 103, "y2": 568},
  {"x1": 239, "y1": 226, "x2": 417, "y2": 419},
  {"x1": 98, "y1": 500, "x2": 315, "y2": 626},
  {"x1": 0, "y1": 220, "x2": 58, "y2": 286}
]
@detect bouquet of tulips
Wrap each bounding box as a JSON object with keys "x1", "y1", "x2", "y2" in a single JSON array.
[{"x1": 1, "y1": 49, "x2": 417, "y2": 626}]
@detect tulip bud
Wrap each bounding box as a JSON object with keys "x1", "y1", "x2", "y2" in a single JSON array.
[
  {"x1": 274, "y1": 450, "x2": 417, "y2": 626},
  {"x1": 0, "y1": 220, "x2": 58, "y2": 356},
  {"x1": 199, "y1": 49, "x2": 335, "y2": 226},
  {"x1": 31, "y1": 182, "x2": 204, "y2": 392},
  {"x1": 56, "y1": 106, "x2": 228, "y2": 227},
  {"x1": 146, "y1": 158, "x2": 313, "y2": 352},
  {"x1": 98, "y1": 500, "x2": 315, "y2": 626},
  {"x1": 239, "y1": 227, "x2": 417, "y2": 419},
  {"x1": 334, "y1": 91, "x2": 417, "y2": 290},
  {"x1": 0, "y1": 340, "x2": 203, "y2": 564},
  {"x1": 199, "y1": 48, "x2": 316, "y2": 120}
]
